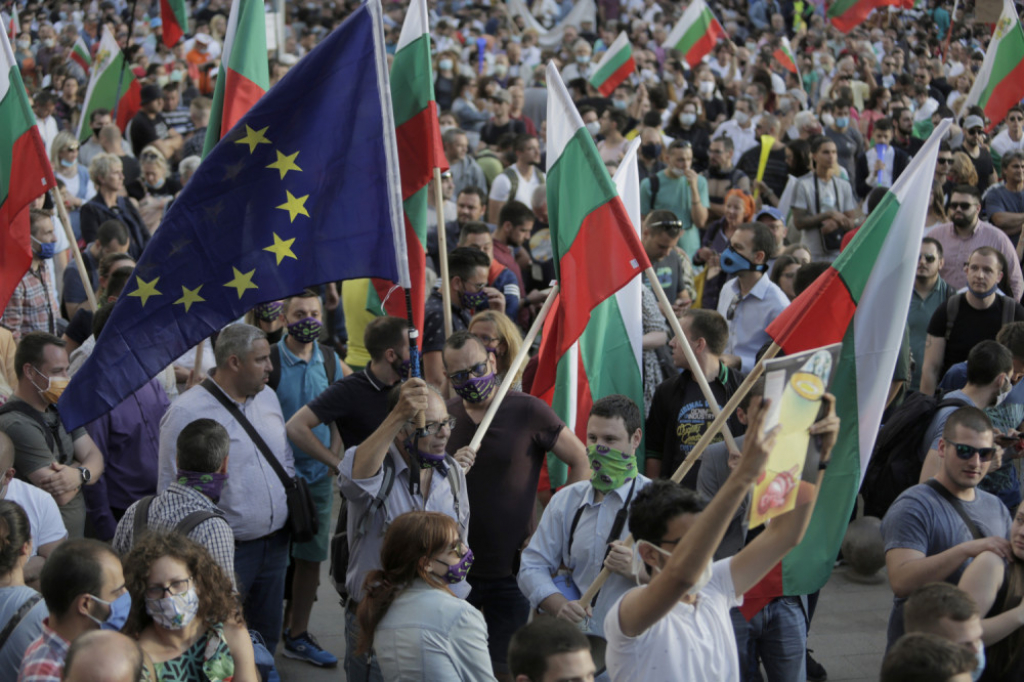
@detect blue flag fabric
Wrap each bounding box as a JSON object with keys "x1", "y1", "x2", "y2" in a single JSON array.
[{"x1": 59, "y1": 1, "x2": 403, "y2": 430}]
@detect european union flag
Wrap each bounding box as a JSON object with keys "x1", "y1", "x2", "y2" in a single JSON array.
[{"x1": 59, "y1": 0, "x2": 406, "y2": 430}]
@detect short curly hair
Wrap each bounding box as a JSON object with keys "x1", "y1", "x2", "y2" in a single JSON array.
[{"x1": 122, "y1": 532, "x2": 242, "y2": 636}]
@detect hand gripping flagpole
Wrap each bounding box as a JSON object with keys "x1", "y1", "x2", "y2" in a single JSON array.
[{"x1": 575, "y1": 341, "x2": 780, "y2": 606}]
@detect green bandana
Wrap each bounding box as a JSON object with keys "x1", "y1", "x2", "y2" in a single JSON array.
[{"x1": 588, "y1": 444, "x2": 637, "y2": 492}]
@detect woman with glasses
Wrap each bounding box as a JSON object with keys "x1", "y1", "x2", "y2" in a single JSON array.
[
  {"x1": 123, "y1": 532, "x2": 257, "y2": 682},
  {"x1": 50, "y1": 130, "x2": 95, "y2": 242},
  {"x1": 469, "y1": 310, "x2": 524, "y2": 392},
  {"x1": 357, "y1": 511, "x2": 495, "y2": 682}
]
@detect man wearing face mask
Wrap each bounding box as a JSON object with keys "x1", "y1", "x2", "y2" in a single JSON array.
[
  {"x1": 712, "y1": 97, "x2": 758, "y2": 166},
  {"x1": 337, "y1": 378, "x2": 471, "y2": 681},
  {"x1": 443, "y1": 331, "x2": 589, "y2": 679},
  {"x1": 2, "y1": 210, "x2": 60, "y2": 341},
  {"x1": 0, "y1": 333, "x2": 104, "y2": 540},
  {"x1": 715, "y1": 222, "x2": 790, "y2": 373},
  {"x1": 518, "y1": 395, "x2": 652, "y2": 645},
  {"x1": 560, "y1": 39, "x2": 594, "y2": 82},
  {"x1": 77, "y1": 109, "x2": 111, "y2": 170},
  {"x1": 112, "y1": 419, "x2": 236, "y2": 586},
  {"x1": 18, "y1": 540, "x2": 130, "y2": 681}
]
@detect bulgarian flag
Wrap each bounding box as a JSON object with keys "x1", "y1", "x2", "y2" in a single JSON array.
[
  {"x1": 368, "y1": 0, "x2": 448, "y2": 343},
  {"x1": 160, "y1": 0, "x2": 189, "y2": 48},
  {"x1": 741, "y1": 121, "x2": 950, "y2": 618},
  {"x1": 0, "y1": 28, "x2": 57, "y2": 311},
  {"x1": 70, "y1": 36, "x2": 92, "y2": 73},
  {"x1": 661, "y1": 0, "x2": 727, "y2": 68},
  {"x1": 530, "y1": 64, "x2": 651, "y2": 488},
  {"x1": 827, "y1": 0, "x2": 913, "y2": 33},
  {"x1": 589, "y1": 32, "x2": 635, "y2": 97},
  {"x1": 6, "y1": 5, "x2": 17, "y2": 39},
  {"x1": 961, "y1": 0, "x2": 1024, "y2": 132},
  {"x1": 201, "y1": 0, "x2": 268, "y2": 157},
  {"x1": 77, "y1": 25, "x2": 140, "y2": 143},
  {"x1": 774, "y1": 36, "x2": 798, "y2": 74}
]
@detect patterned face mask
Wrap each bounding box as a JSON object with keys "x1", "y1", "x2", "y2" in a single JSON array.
[
  {"x1": 587, "y1": 444, "x2": 637, "y2": 492},
  {"x1": 451, "y1": 372, "x2": 497, "y2": 403},
  {"x1": 145, "y1": 586, "x2": 200, "y2": 630},
  {"x1": 177, "y1": 470, "x2": 228, "y2": 503},
  {"x1": 252, "y1": 301, "x2": 283, "y2": 322},
  {"x1": 286, "y1": 316, "x2": 323, "y2": 344},
  {"x1": 434, "y1": 548, "x2": 474, "y2": 584}
]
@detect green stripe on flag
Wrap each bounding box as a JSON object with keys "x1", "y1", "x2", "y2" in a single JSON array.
[
  {"x1": 827, "y1": 0, "x2": 861, "y2": 18},
  {"x1": 977, "y1": 26, "x2": 1024, "y2": 108},
  {"x1": 833, "y1": 191, "x2": 900, "y2": 303},
  {"x1": 78, "y1": 53, "x2": 130, "y2": 142},
  {"x1": 592, "y1": 47, "x2": 632, "y2": 86},
  {"x1": 547, "y1": 129, "x2": 619, "y2": 268},
  {"x1": 0, "y1": 68, "x2": 35, "y2": 207},
  {"x1": 548, "y1": 348, "x2": 577, "y2": 489},
  {"x1": 674, "y1": 9, "x2": 714, "y2": 53},
  {"x1": 391, "y1": 34, "x2": 434, "y2": 128},
  {"x1": 404, "y1": 184, "x2": 430, "y2": 248}
]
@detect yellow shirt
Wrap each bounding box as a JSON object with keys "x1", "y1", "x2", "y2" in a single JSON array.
[{"x1": 341, "y1": 279, "x2": 376, "y2": 369}]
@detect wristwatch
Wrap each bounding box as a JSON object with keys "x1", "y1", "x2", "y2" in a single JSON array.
[{"x1": 77, "y1": 467, "x2": 91, "y2": 484}]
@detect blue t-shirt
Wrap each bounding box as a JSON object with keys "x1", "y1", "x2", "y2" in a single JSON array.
[
  {"x1": 0, "y1": 586, "x2": 47, "y2": 680},
  {"x1": 881, "y1": 482, "x2": 1011, "y2": 648}
]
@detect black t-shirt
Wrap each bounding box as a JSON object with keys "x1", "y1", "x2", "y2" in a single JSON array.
[
  {"x1": 738, "y1": 147, "x2": 789, "y2": 197},
  {"x1": 926, "y1": 294, "x2": 1024, "y2": 373},
  {"x1": 423, "y1": 291, "x2": 474, "y2": 354},
  {"x1": 479, "y1": 118, "x2": 526, "y2": 146},
  {"x1": 130, "y1": 111, "x2": 169, "y2": 157},
  {"x1": 307, "y1": 368, "x2": 397, "y2": 449},
  {"x1": 955, "y1": 145, "x2": 996, "y2": 194},
  {"x1": 65, "y1": 308, "x2": 94, "y2": 345},
  {"x1": 645, "y1": 364, "x2": 746, "y2": 488}
]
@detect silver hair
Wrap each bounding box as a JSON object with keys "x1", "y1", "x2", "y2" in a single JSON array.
[
  {"x1": 179, "y1": 156, "x2": 202, "y2": 183},
  {"x1": 214, "y1": 323, "x2": 267, "y2": 368},
  {"x1": 88, "y1": 152, "x2": 122, "y2": 185}
]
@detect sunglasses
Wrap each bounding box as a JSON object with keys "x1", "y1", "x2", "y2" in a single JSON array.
[
  {"x1": 936, "y1": 158, "x2": 953, "y2": 165},
  {"x1": 726, "y1": 294, "x2": 741, "y2": 321},
  {"x1": 919, "y1": 254, "x2": 937, "y2": 263},
  {"x1": 968, "y1": 128, "x2": 984, "y2": 135},
  {"x1": 947, "y1": 441, "x2": 997, "y2": 462},
  {"x1": 948, "y1": 202, "x2": 975, "y2": 211},
  {"x1": 447, "y1": 360, "x2": 489, "y2": 385}
]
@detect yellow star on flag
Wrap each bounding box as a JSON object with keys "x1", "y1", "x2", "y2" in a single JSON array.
[
  {"x1": 235, "y1": 125, "x2": 272, "y2": 154},
  {"x1": 276, "y1": 190, "x2": 310, "y2": 222},
  {"x1": 128, "y1": 277, "x2": 162, "y2": 306},
  {"x1": 264, "y1": 233, "x2": 298, "y2": 265},
  {"x1": 267, "y1": 150, "x2": 302, "y2": 179},
  {"x1": 224, "y1": 267, "x2": 259, "y2": 299},
  {"x1": 174, "y1": 285, "x2": 206, "y2": 312}
]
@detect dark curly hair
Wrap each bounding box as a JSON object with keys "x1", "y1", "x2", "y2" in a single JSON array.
[
  {"x1": 628, "y1": 479, "x2": 706, "y2": 545},
  {"x1": 122, "y1": 532, "x2": 242, "y2": 636}
]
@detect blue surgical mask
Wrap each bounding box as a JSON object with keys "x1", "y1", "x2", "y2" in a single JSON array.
[
  {"x1": 439, "y1": 58, "x2": 453, "y2": 71},
  {"x1": 576, "y1": 54, "x2": 591, "y2": 64},
  {"x1": 971, "y1": 281, "x2": 1001, "y2": 299},
  {"x1": 87, "y1": 591, "x2": 132, "y2": 631},
  {"x1": 60, "y1": 158, "x2": 75, "y2": 168},
  {"x1": 31, "y1": 236, "x2": 56, "y2": 260},
  {"x1": 681, "y1": 113, "x2": 697, "y2": 126},
  {"x1": 720, "y1": 245, "x2": 767, "y2": 275},
  {"x1": 972, "y1": 646, "x2": 985, "y2": 682},
  {"x1": 613, "y1": 99, "x2": 628, "y2": 110},
  {"x1": 835, "y1": 116, "x2": 850, "y2": 129}
]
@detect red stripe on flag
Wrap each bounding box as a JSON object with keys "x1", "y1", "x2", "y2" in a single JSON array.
[
  {"x1": 740, "y1": 562, "x2": 783, "y2": 620},
  {"x1": 221, "y1": 67, "x2": 266, "y2": 139},
  {"x1": 765, "y1": 267, "x2": 856, "y2": 355},
  {"x1": 830, "y1": 0, "x2": 902, "y2": 33},
  {"x1": 531, "y1": 293, "x2": 564, "y2": 404},
  {"x1": 573, "y1": 349, "x2": 594, "y2": 439},
  {"x1": 597, "y1": 57, "x2": 636, "y2": 97},
  {"x1": 683, "y1": 21, "x2": 726, "y2": 67},
  {"x1": 984, "y1": 58, "x2": 1024, "y2": 132},
  {"x1": 70, "y1": 52, "x2": 90, "y2": 71},
  {"x1": 774, "y1": 49, "x2": 797, "y2": 74},
  {"x1": 371, "y1": 214, "x2": 426, "y2": 348},
  {"x1": 395, "y1": 102, "x2": 449, "y2": 200},
  {"x1": 115, "y1": 80, "x2": 142, "y2": 133},
  {"x1": 159, "y1": 0, "x2": 184, "y2": 47}
]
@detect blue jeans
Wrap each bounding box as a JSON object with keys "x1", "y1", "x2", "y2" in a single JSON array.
[
  {"x1": 744, "y1": 597, "x2": 807, "y2": 682},
  {"x1": 466, "y1": 574, "x2": 530, "y2": 674},
  {"x1": 234, "y1": 530, "x2": 290, "y2": 656},
  {"x1": 344, "y1": 608, "x2": 383, "y2": 682}
]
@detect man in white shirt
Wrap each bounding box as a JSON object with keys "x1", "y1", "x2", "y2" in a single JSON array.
[
  {"x1": 712, "y1": 97, "x2": 758, "y2": 166},
  {"x1": 603, "y1": 395, "x2": 839, "y2": 682},
  {"x1": 488, "y1": 134, "x2": 544, "y2": 223}
]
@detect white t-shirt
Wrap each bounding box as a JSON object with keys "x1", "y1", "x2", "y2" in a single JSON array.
[
  {"x1": 604, "y1": 558, "x2": 742, "y2": 682},
  {"x1": 488, "y1": 165, "x2": 543, "y2": 206},
  {"x1": 5, "y1": 479, "x2": 67, "y2": 556}
]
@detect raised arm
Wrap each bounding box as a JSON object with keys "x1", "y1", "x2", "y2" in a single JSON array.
[{"x1": 350, "y1": 379, "x2": 428, "y2": 480}]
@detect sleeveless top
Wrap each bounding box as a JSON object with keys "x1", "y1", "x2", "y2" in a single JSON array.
[
  {"x1": 146, "y1": 623, "x2": 234, "y2": 682},
  {"x1": 980, "y1": 570, "x2": 1024, "y2": 682}
]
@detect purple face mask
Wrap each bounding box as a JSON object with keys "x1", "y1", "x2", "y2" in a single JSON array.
[
  {"x1": 461, "y1": 289, "x2": 489, "y2": 311},
  {"x1": 287, "y1": 316, "x2": 323, "y2": 344},
  {"x1": 452, "y1": 372, "x2": 497, "y2": 403},
  {"x1": 177, "y1": 469, "x2": 228, "y2": 502},
  {"x1": 435, "y1": 548, "x2": 474, "y2": 584},
  {"x1": 252, "y1": 301, "x2": 283, "y2": 322},
  {"x1": 404, "y1": 438, "x2": 449, "y2": 475}
]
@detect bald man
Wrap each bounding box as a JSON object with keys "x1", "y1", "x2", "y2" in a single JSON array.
[
  {"x1": 62, "y1": 631, "x2": 143, "y2": 682},
  {"x1": 0, "y1": 432, "x2": 66, "y2": 588}
]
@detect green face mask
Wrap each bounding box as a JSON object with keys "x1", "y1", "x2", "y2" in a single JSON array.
[{"x1": 588, "y1": 444, "x2": 637, "y2": 492}]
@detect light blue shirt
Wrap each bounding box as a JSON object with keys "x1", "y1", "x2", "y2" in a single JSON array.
[
  {"x1": 275, "y1": 339, "x2": 342, "y2": 484},
  {"x1": 517, "y1": 476, "x2": 651, "y2": 637},
  {"x1": 374, "y1": 579, "x2": 496, "y2": 681},
  {"x1": 717, "y1": 275, "x2": 790, "y2": 373},
  {"x1": 157, "y1": 379, "x2": 294, "y2": 541}
]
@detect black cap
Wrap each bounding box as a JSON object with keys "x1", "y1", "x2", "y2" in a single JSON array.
[{"x1": 140, "y1": 84, "x2": 162, "y2": 105}]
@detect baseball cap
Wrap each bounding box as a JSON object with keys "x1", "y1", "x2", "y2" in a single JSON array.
[
  {"x1": 140, "y1": 84, "x2": 162, "y2": 105},
  {"x1": 755, "y1": 206, "x2": 785, "y2": 222},
  {"x1": 491, "y1": 90, "x2": 511, "y2": 104},
  {"x1": 963, "y1": 114, "x2": 985, "y2": 131}
]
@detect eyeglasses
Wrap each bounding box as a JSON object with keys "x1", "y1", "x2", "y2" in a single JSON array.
[
  {"x1": 968, "y1": 128, "x2": 984, "y2": 135},
  {"x1": 919, "y1": 254, "x2": 937, "y2": 263},
  {"x1": 447, "y1": 360, "x2": 489, "y2": 385},
  {"x1": 1009, "y1": 117, "x2": 1024, "y2": 123},
  {"x1": 936, "y1": 158, "x2": 953, "y2": 166},
  {"x1": 947, "y1": 441, "x2": 997, "y2": 462},
  {"x1": 474, "y1": 333, "x2": 499, "y2": 346},
  {"x1": 141, "y1": 151, "x2": 162, "y2": 161},
  {"x1": 420, "y1": 417, "x2": 457, "y2": 436},
  {"x1": 64, "y1": 145, "x2": 79, "y2": 152},
  {"x1": 948, "y1": 202, "x2": 975, "y2": 211},
  {"x1": 144, "y1": 576, "x2": 192, "y2": 600},
  {"x1": 726, "y1": 294, "x2": 741, "y2": 321}
]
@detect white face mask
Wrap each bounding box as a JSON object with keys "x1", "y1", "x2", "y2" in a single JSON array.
[
  {"x1": 632, "y1": 540, "x2": 713, "y2": 595},
  {"x1": 585, "y1": 120, "x2": 600, "y2": 138},
  {"x1": 699, "y1": 80, "x2": 715, "y2": 95}
]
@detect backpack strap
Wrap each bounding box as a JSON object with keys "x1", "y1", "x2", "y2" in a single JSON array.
[
  {"x1": 1001, "y1": 295, "x2": 1015, "y2": 327},
  {"x1": 945, "y1": 293, "x2": 962, "y2": 342},
  {"x1": 0, "y1": 594, "x2": 42, "y2": 652},
  {"x1": 132, "y1": 495, "x2": 156, "y2": 545},
  {"x1": 924, "y1": 479, "x2": 984, "y2": 540},
  {"x1": 650, "y1": 174, "x2": 660, "y2": 208},
  {"x1": 445, "y1": 455, "x2": 463, "y2": 532},
  {"x1": 268, "y1": 345, "x2": 281, "y2": 391},
  {"x1": 503, "y1": 167, "x2": 519, "y2": 204},
  {"x1": 567, "y1": 503, "x2": 587, "y2": 557},
  {"x1": 355, "y1": 455, "x2": 396, "y2": 541},
  {"x1": 323, "y1": 344, "x2": 337, "y2": 385},
  {"x1": 174, "y1": 509, "x2": 225, "y2": 536}
]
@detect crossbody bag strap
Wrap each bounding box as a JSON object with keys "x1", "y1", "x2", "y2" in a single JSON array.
[
  {"x1": 200, "y1": 379, "x2": 292, "y2": 492},
  {"x1": 0, "y1": 594, "x2": 42, "y2": 651},
  {"x1": 924, "y1": 479, "x2": 984, "y2": 540}
]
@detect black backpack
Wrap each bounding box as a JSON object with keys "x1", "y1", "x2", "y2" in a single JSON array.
[
  {"x1": 860, "y1": 392, "x2": 969, "y2": 518},
  {"x1": 329, "y1": 455, "x2": 462, "y2": 601},
  {"x1": 267, "y1": 343, "x2": 337, "y2": 391},
  {"x1": 130, "y1": 494, "x2": 227, "y2": 549}
]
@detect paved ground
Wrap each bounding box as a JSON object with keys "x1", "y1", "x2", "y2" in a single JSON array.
[{"x1": 274, "y1": 544, "x2": 893, "y2": 681}]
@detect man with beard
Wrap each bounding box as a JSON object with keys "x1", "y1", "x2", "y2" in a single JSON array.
[
  {"x1": 705, "y1": 137, "x2": 750, "y2": 221},
  {"x1": 919, "y1": 246, "x2": 1024, "y2": 395},
  {"x1": 927, "y1": 186, "x2": 1023, "y2": 299},
  {"x1": 908, "y1": 238, "x2": 953, "y2": 392},
  {"x1": 983, "y1": 151, "x2": 1024, "y2": 246},
  {"x1": 892, "y1": 107, "x2": 925, "y2": 157},
  {"x1": 491, "y1": 200, "x2": 534, "y2": 304}
]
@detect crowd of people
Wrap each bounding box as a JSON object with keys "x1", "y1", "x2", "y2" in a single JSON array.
[{"x1": 4, "y1": 0, "x2": 1024, "y2": 680}]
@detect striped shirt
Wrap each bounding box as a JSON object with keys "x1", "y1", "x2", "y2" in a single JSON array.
[
  {"x1": 1, "y1": 266, "x2": 57, "y2": 341},
  {"x1": 17, "y1": 622, "x2": 68, "y2": 682}
]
